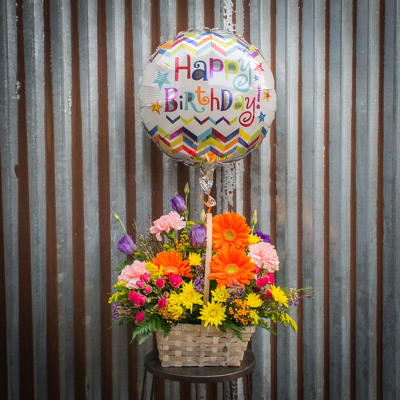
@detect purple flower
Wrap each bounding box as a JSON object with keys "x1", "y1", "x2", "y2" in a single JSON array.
[
  {"x1": 170, "y1": 195, "x2": 186, "y2": 213},
  {"x1": 254, "y1": 230, "x2": 272, "y2": 244},
  {"x1": 188, "y1": 225, "x2": 207, "y2": 249},
  {"x1": 112, "y1": 304, "x2": 120, "y2": 321},
  {"x1": 117, "y1": 235, "x2": 136, "y2": 255}
]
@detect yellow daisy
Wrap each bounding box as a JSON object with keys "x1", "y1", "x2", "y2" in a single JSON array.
[
  {"x1": 249, "y1": 310, "x2": 260, "y2": 324},
  {"x1": 179, "y1": 281, "x2": 203, "y2": 312},
  {"x1": 246, "y1": 293, "x2": 263, "y2": 308},
  {"x1": 199, "y1": 300, "x2": 226, "y2": 327},
  {"x1": 167, "y1": 303, "x2": 184, "y2": 319},
  {"x1": 248, "y1": 233, "x2": 261, "y2": 244},
  {"x1": 270, "y1": 285, "x2": 288, "y2": 307},
  {"x1": 188, "y1": 252, "x2": 202, "y2": 266},
  {"x1": 167, "y1": 293, "x2": 181, "y2": 306},
  {"x1": 211, "y1": 286, "x2": 229, "y2": 303}
]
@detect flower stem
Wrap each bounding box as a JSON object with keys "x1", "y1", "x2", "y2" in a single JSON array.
[{"x1": 113, "y1": 212, "x2": 136, "y2": 249}]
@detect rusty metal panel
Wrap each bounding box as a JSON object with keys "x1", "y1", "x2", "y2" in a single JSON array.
[{"x1": 1, "y1": 0, "x2": 400, "y2": 399}]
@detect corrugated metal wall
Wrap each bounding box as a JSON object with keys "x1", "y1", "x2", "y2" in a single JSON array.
[{"x1": 0, "y1": 0, "x2": 399, "y2": 399}]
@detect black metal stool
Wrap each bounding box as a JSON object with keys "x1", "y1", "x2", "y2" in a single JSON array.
[{"x1": 141, "y1": 349, "x2": 256, "y2": 400}]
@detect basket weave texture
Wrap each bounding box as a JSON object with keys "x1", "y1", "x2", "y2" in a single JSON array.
[{"x1": 156, "y1": 323, "x2": 255, "y2": 367}]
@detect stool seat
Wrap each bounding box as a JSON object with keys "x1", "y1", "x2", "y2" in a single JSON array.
[{"x1": 141, "y1": 350, "x2": 256, "y2": 399}]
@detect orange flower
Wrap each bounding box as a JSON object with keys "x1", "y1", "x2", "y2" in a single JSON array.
[
  {"x1": 152, "y1": 250, "x2": 193, "y2": 278},
  {"x1": 212, "y1": 212, "x2": 251, "y2": 251},
  {"x1": 208, "y1": 247, "x2": 255, "y2": 288}
]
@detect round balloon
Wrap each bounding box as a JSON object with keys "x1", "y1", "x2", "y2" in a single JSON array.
[{"x1": 138, "y1": 27, "x2": 276, "y2": 167}]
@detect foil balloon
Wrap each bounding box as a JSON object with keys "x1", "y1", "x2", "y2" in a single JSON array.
[{"x1": 138, "y1": 27, "x2": 276, "y2": 170}]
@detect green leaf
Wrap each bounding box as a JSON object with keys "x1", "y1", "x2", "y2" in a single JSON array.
[{"x1": 221, "y1": 321, "x2": 246, "y2": 341}]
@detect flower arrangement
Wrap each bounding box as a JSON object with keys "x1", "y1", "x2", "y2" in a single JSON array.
[{"x1": 110, "y1": 184, "x2": 305, "y2": 345}]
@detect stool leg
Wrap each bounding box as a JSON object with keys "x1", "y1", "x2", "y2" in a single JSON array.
[
  {"x1": 141, "y1": 370, "x2": 147, "y2": 400},
  {"x1": 246, "y1": 375, "x2": 251, "y2": 400},
  {"x1": 150, "y1": 375, "x2": 154, "y2": 400}
]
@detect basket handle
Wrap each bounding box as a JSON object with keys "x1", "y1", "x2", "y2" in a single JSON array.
[{"x1": 202, "y1": 212, "x2": 213, "y2": 310}]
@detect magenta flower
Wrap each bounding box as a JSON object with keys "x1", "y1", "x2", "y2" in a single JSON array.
[
  {"x1": 169, "y1": 274, "x2": 182, "y2": 288},
  {"x1": 144, "y1": 286, "x2": 152, "y2": 294},
  {"x1": 136, "y1": 312, "x2": 145, "y2": 323},
  {"x1": 128, "y1": 291, "x2": 146, "y2": 306},
  {"x1": 256, "y1": 274, "x2": 274, "y2": 287},
  {"x1": 256, "y1": 277, "x2": 267, "y2": 288},
  {"x1": 188, "y1": 224, "x2": 207, "y2": 249},
  {"x1": 117, "y1": 235, "x2": 136, "y2": 255},
  {"x1": 156, "y1": 278, "x2": 165, "y2": 288},
  {"x1": 158, "y1": 297, "x2": 167, "y2": 308},
  {"x1": 141, "y1": 273, "x2": 150, "y2": 283},
  {"x1": 136, "y1": 280, "x2": 144, "y2": 288},
  {"x1": 265, "y1": 273, "x2": 275, "y2": 284},
  {"x1": 171, "y1": 195, "x2": 186, "y2": 213}
]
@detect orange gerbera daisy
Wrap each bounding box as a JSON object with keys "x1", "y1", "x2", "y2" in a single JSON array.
[
  {"x1": 152, "y1": 250, "x2": 193, "y2": 278},
  {"x1": 208, "y1": 247, "x2": 255, "y2": 288},
  {"x1": 212, "y1": 212, "x2": 251, "y2": 251}
]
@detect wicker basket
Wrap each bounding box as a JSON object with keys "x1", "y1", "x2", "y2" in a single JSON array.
[
  {"x1": 156, "y1": 324, "x2": 255, "y2": 367},
  {"x1": 156, "y1": 213, "x2": 255, "y2": 367}
]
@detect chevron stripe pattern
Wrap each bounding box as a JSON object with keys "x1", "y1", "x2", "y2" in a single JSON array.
[
  {"x1": 166, "y1": 115, "x2": 238, "y2": 126},
  {"x1": 150, "y1": 30, "x2": 262, "y2": 61},
  {"x1": 146, "y1": 125, "x2": 267, "y2": 160}
]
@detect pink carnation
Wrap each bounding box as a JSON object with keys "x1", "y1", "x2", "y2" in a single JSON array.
[
  {"x1": 118, "y1": 260, "x2": 149, "y2": 289},
  {"x1": 149, "y1": 211, "x2": 186, "y2": 241},
  {"x1": 136, "y1": 312, "x2": 145, "y2": 323},
  {"x1": 248, "y1": 242, "x2": 280, "y2": 273}
]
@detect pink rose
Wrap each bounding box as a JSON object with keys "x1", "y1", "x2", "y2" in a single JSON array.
[
  {"x1": 118, "y1": 260, "x2": 150, "y2": 289},
  {"x1": 257, "y1": 274, "x2": 275, "y2": 287},
  {"x1": 156, "y1": 278, "x2": 165, "y2": 288},
  {"x1": 136, "y1": 280, "x2": 144, "y2": 288},
  {"x1": 128, "y1": 290, "x2": 138, "y2": 302},
  {"x1": 158, "y1": 297, "x2": 167, "y2": 308},
  {"x1": 136, "y1": 295, "x2": 146, "y2": 306},
  {"x1": 265, "y1": 273, "x2": 275, "y2": 284},
  {"x1": 256, "y1": 277, "x2": 267, "y2": 288},
  {"x1": 144, "y1": 286, "x2": 152, "y2": 294},
  {"x1": 141, "y1": 273, "x2": 150, "y2": 283},
  {"x1": 136, "y1": 312, "x2": 145, "y2": 323},
  {"x1": 128, "y1": 291, "x2": 146, "y2": 306},
  {"x1": 149, "y1": 211, "x2": 186, "y2": 241},
  {"x1": 169, "y1": 274, "x2": 182, "y2": 288},
  {"x1": 248, "y1": 242, "x2": 280, "y2": 273}
]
